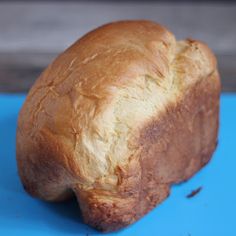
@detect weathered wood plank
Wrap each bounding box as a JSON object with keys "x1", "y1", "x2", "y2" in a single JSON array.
[
  {"x1": 0, "y1": 2, "x2": 236, "y2": 54},
  {"x1": 0, "y1": 53, "x2": 235, "y2": 92},
  {"x1": 0, "y1": 3, "x2": 235, "y2": 92}
]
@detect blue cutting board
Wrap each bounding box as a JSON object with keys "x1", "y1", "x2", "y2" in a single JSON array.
[{"x1": 0, "y1": 94, "x2": 235, "y2": 236}]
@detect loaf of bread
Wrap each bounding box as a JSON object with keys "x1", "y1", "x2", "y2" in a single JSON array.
[{"x1": 16, "y1": 20, "x2": 220, "y2": 232}]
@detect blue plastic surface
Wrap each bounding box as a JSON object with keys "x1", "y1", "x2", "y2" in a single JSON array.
[{"x1": 0, "y1": 93, "x2": 235, "y2": 235}]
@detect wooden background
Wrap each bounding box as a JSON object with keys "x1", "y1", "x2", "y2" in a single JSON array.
[{"x1": 0, "y1": 2, "x2": 236, "y2": 92}]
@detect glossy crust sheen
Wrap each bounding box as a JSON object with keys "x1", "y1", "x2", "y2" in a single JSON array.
[{"x1": 16, "y1": 20, "x2": 221, "y2": 232}]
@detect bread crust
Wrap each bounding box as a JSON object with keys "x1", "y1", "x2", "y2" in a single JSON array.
[
  {"x1": 71, "y1": 71, "x2": 220, "y2": 232},
  {"x1": 16, "y1": 20, "x2": 220, "y2": 232}
]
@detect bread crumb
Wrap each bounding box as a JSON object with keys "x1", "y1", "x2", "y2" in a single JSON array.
[{"x1": 186, "y1": 186, "x2": 202, "y2": 198}]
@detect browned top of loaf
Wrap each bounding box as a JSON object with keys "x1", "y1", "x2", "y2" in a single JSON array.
[{"x1": 17, "y1": 20, "x2": 217, "y2": 188}]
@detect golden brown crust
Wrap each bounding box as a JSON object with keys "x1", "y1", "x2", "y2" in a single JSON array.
[
  {"x1": 71, "y1": 71, "x2": 220, "y2": 232},
  {"x1": 16, "y1": 20, "x2": 221, "y2": 232}
]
